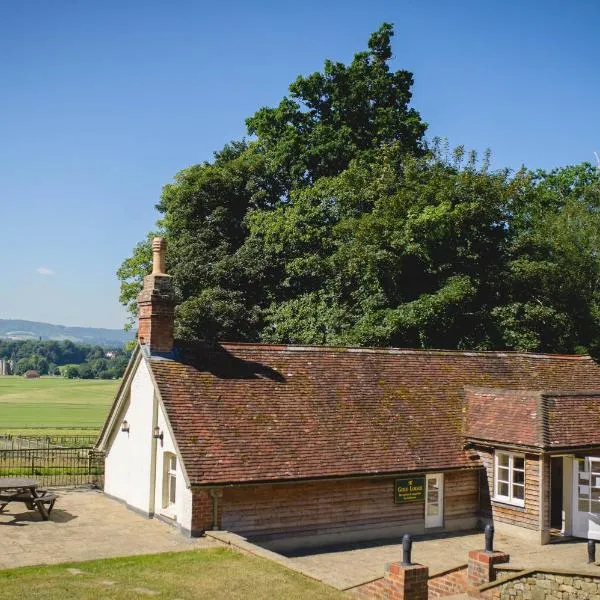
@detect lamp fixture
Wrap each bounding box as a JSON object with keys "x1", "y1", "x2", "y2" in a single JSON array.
[
  {"x1": 153, "y1": 426, "x2": 163, "y2": 443},
  {"x1": 121, "y1": 420, "x2": 130, "y2": 433}
]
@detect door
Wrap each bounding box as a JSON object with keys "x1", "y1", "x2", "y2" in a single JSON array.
[
  {"x1": 425, "y1": 473, "x2": 444, "y2": 528},
  {"x1": 572, "y1": 457, "x2": 600, "y2": 539}
]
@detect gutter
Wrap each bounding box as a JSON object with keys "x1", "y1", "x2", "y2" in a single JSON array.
[{"x1": 189, "y1": 464, "x2": 483, "y2": 489}]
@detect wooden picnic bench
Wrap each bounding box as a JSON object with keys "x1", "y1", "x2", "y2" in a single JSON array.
[{"x1": 0, "y1": 478, "x2": 58, "y2": 520}]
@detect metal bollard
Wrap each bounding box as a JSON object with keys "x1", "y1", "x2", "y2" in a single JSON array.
[
  {"x1": 588, "y1": 540, "x2": 596, "y2": 564},
  {"x1": 402, "y1": 533, "x2": 412, "y2": 566},
  {"x1": 485, "y1": 523, "x2": 495, "y2": 554}
]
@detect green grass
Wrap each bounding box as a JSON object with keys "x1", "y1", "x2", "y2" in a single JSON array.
[
  {"x1": 0, "y1": 376, "x2": 119, "y2": 433},
  {"x1": 0, "y1": 548, "x2": 344, "y2": 600}
]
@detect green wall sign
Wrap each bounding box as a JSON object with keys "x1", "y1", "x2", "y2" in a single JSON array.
[{"x1": 394, "y1": 476, "x2": 425, "y2": 503}]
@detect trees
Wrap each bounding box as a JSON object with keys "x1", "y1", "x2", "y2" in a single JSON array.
[
  {"x1": 0, "y1": 340, "x2": 131, "y2": 379},
  {"x1": 118, "y1": 24, "x2": 428, "y2": 341},
  {"x1": 118, "y1": 24, "x2": 600, "y2": 356}
]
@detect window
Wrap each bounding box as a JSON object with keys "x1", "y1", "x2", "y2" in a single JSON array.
[
  {"x1": 494, "y1": 451, "x2": 525, "y2": 507},
  {"x1": 162, "y1": 452, "x2": 177, "y2": 510}
]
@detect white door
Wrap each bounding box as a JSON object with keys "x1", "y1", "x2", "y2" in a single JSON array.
[
  {"x1": 572, "y1": 457, "x2": 600, "y2": 540},
  {"x1": 425, "y1": 473, "x2": 444, "y2": 528}
]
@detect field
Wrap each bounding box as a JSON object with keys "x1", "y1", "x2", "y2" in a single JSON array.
[
  {"x1": 0, "y1": 548, "x2": 344, "y2": 599},
  {"x1": 0, "y1": 376, "x2": 119, "y2": 434}
]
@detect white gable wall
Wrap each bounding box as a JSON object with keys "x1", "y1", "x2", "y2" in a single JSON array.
[
  {"x1": 104, "y1": 358, "x2": 156, "y2": 515},
  {"x1": 153, "y1": 403, "x2": 193, "y2": 532}
]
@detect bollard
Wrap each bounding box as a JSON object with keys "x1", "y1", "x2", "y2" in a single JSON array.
[
  {"x1": 485, "y1": 523, "x2": 495, "y2": 554},
  {"x1": 402, "y1": 533, "x2": 412, "y2": 566},
  {"x1": 588, "y1": 540, "x2": 596, "y2": 564}
]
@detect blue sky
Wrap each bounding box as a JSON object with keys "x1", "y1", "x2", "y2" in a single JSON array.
[{"x1": 1, "y1": 0, "x2": 598, "y2": 329}]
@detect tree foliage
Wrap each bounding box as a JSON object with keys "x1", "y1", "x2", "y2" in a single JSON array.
[
  {"x1": 0, "y1": 340, "x2": 130, "y2": 379},
  {"x1": 118, "y1": 24, "x2": 600, "y2": 356}
]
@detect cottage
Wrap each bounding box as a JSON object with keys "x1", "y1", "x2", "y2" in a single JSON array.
[{"x1": 97, "y1": 238, "x2": 600, "y2": 550}]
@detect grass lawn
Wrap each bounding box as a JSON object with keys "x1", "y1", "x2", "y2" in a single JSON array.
[
  {"x1": 0, "y1": 376, "x2": 119, "y2": 433},
  {"x1": 0, "y1": 548, "x2": 344, "y2": 600}
]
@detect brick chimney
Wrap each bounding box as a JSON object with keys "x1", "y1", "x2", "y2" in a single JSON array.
[{"x1": 137, "y1": 237, "x2": 174, "y2": 354}]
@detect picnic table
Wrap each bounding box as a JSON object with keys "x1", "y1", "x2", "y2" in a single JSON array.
[{"x1": 0, "y1": 477, "x2": 57, "y2": 520}]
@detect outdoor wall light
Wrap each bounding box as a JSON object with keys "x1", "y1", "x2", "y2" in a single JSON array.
[
  {"x1": 153, "y1": 426, "x2": 164, "y2": 443},
  {"x1": 121, "y1": 420, "x2": 130, "y2": 433}
]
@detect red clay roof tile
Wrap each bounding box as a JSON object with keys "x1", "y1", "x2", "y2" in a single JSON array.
[{"x1": 150, "y1": 343, "x2": 600, "y2": 485}]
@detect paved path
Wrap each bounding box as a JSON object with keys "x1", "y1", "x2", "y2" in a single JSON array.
[
  {"x1": 210, "y1": 529, "x2": 600, "y2": 590},
  {"x1": 284, "y1": 531, "x2": 600, "y2": 590},
  {"x1": 0, "y1": 488, "x2": 219, "y2": 570}
]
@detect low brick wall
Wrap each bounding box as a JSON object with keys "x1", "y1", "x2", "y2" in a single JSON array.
[
  {"x1": 428, "y1": 565, "x2": 468, "y2": 598},
  {"x1": 346, "y1": 563, "x2": 428, "y2": 599},
  {"x1": 347, "y1": 576, "x2": 387, "y2": 599},
  {"x1": 479, "y1": 569, "x2": 600, "y2": 599}
]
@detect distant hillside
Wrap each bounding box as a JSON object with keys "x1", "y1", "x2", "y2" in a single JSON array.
[{"x1": 0, "y1": 319, "x2": 133, "y2": 348}]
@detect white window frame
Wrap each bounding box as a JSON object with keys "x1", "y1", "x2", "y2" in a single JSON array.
[
  {"x1": 162, "y1": 452, "x2": 177, "y2": 511},
  {"x1": 494, "y1": 451, "x2": 525, "y2": 507}
]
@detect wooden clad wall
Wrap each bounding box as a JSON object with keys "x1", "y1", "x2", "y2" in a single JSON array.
[
  {"x1": 478, "y1": 449, "x2": 542, "y2": 531},
  {"x1": 219, "y1": 469, "x2": 479, "y2": 543}
]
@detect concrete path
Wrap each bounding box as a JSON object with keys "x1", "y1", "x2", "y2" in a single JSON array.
[
  {"x1": 284, "y1": 531, "x2": 600, "y2": 590},
  {"x1": 0, "y1": 488, "x2": 219, "y2": 570},
  {"x1": 209, "y1": 529, "x2": 600, "y2": 591}
]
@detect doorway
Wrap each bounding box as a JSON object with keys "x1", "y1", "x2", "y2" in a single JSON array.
[
  {"x1": 572, "y1": 457, "x2": 600, "y2": 540},
  {"x1": 550, "y1": 457, "x2": 563, "y2": 531},
  {"x1": 425, "y1": 473, "x2": 444, "y2": 528}
]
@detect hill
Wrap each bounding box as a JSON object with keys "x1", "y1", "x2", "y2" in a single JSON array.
[{"x1": 0, "y1": 319, "x2": 133, "y2": 348}]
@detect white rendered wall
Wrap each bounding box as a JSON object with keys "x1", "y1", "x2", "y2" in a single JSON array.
[
  {"x1": 104, "y1": 359, "x2": 156, "y2": 515},
  {"x1": 153, "y1": 404, "x2": 193, "y2": 532}
]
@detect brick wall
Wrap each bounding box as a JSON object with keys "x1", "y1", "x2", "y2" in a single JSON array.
[
  {"x1": 219, "y1": 470, "x2": 479, "y2": 543},
  {"x1": 191, "y1": 489, "x2": 220, "y2": 533},
  {"x1": 348, "y1": 576, "x2": 388, "y2": 599},
  {"x1": 428, "y1": 565, "x2": 468, "y2": 598},
  {"x1": 348, "y1": 563, "x2": 429, "y2": 600}
]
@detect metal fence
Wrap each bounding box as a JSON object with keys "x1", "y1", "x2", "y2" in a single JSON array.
[
  {"x1": 0, "y1": 434, "x2": 98, "y2": 450},
  {"x1": 0, "y1": 435, "x2": 104, "y2": 487}
]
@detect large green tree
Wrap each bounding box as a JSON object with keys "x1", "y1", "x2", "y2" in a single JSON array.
[
  {"x1": 118, "y1": 24, "x2": 600, "y2": 355},
  {"x1": 118, "y1": 23, "x2": 428, "y2": 341}
]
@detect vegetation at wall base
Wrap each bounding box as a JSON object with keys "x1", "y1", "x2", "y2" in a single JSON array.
[
  {"x1": 119, "y1": 23, "x2": 600, "y2": 357},
  {"x1": 0, "y1": 548, "x2": 344, "y2": 600}
]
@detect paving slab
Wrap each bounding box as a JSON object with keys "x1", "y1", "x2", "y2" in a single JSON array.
[
  {"x1": 0, "y1": 488, "x2": 219, "y2": 570},
  {"x1": 209, "y1": 529, "x2": 600, "y2": 590}
]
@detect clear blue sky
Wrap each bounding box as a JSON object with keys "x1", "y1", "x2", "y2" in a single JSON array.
[{"x1": 1, "y1": 0, "x2": 598, "y2": 329}]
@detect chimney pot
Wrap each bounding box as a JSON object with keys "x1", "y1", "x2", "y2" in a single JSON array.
[{"x1": 152, "y1": 237, "x2": 167, "y2": 275}]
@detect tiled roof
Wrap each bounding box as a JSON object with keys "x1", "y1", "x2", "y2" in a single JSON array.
[
  {"x1": 465, "y1": 390, "x2": 600, "y2": 449},
  {"x1": 464, "y1": 388, "x2": 542, "y2": 447},
  {"x1": 149, "y1": 343, "x2": 600, "y2": 485}
]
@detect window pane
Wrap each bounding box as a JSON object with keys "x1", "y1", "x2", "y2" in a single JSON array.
[
  {"x1": 497, "y1": 482, "x2": 509, "y2": 497},
  {"x1": 170, "y1": 456, "x2": 176, "y2": 471},
  {"x1": 514, "y1": 456, "x2": 525, "y2": 470},
  {"x1": 497, "y1": 467, "x2": 510, "y2": 483},
  {"x1": 579, "y1": 499, "x2": 589, "y2": 512},
  {"x1": 512, "y1": 485, "x2": 524, "y2": 500},
  {"x1": 428, "y1": 478, "x2": 439, "y2": 491},
  {"x1": 169, "y1": 474, "x2": 176, "y2": 504},
  {"x1": 513, "y1": 470, "x2": 525, "y2": 485},
  {"x1": 427, "y1": 503, "x2": 439, "y2": 516},
  {"x1": 497, "y1": 454, "x2": 510, "y2": 468},
  {"x1": 591, "y1": 500, "x2": 600, "y2": 514}
]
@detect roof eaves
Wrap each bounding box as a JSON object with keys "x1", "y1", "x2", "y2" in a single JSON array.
[{"x1": 96, "y1": 344, "x2": 142, "y2": 451}]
